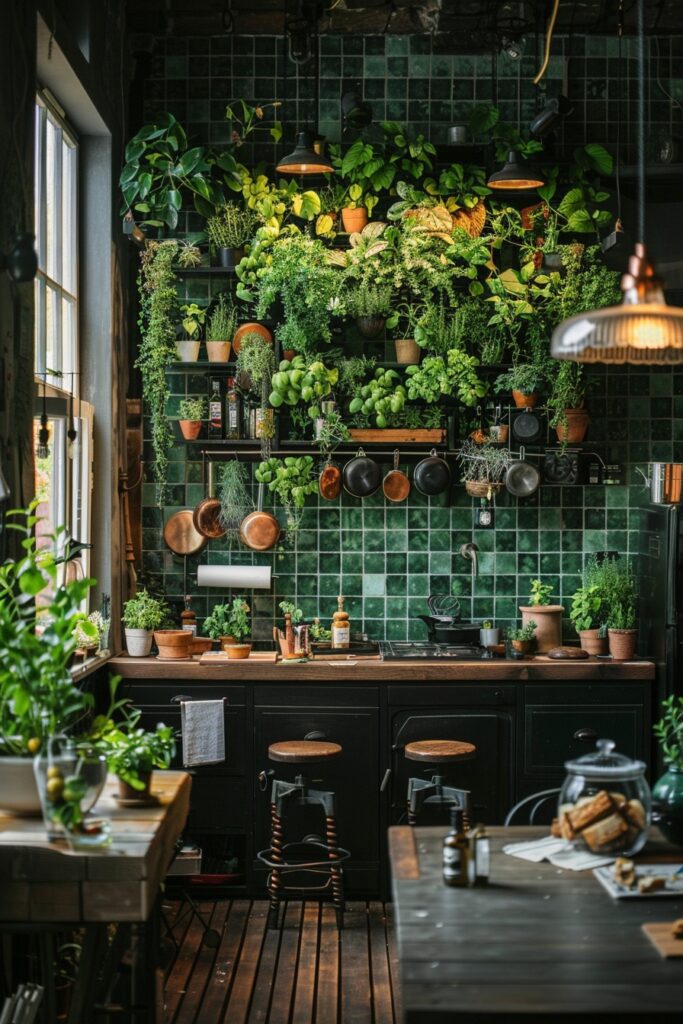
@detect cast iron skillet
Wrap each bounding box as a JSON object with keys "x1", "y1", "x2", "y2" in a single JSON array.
[
  {"x1": 511, "y1": 409, "x2": 543, "y2": 445},
  {"x1": 505, "y1": 449, "x2": 541, "y2": 498},
  {"x1": 413, "y1": 448, "x2": 451, "y2": 496},
  {"x1": 343, "y1": 448, "x2": 381, "y2": 498}
]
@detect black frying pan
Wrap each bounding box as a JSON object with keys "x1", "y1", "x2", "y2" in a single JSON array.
[
  {"x1": 512, "y1": 409, "x2": 543, "y2": 445},
  {"x1": 413, "y1": 449, "x2": 451, "y2": 496},
  {"x1": 343, "y1": 448, "x2": 381, "y2": 498}
]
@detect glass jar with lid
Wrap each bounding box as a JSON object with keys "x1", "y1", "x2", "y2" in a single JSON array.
[{"x1": 558, "y1": 738, "x2": 651, "y2": 856}]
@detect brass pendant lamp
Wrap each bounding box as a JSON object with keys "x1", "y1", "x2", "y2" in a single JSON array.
[
  {"x1": 276, "y1": 131, "x2": 333, "y2": 175},
  {"x1": 550, "y1": 0, "x2": 683, "y2": 364},
  {"x1": 487, "y1": 150, "x2": 545, "y2": 190}
]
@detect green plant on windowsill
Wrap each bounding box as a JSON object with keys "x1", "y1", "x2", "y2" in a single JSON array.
[
  {"x1": 528, "y1": 578, "x2": 553, "y2": 607},
  {"x1": 279, "y1": 601, "x2": 304, "y2": 625},
  {"x1": 204, "y1": 599, "x2": 251, "y2": 642},
  {"x1": 178, "y1": 396, "x2": 206, "y2": 422}
]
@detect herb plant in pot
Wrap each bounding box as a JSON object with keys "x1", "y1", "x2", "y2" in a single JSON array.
[
  {"x1": 386, "y1": 302, "x2": 421, "y2": 365},
  {"x1": 177, "y1": 396, "x2": 206, "y2": 441},
  {"x1": 569, "y1": 584, "x2": 608, "y2": 655},
  {"x1": 204, "y1": 598, "x2": 252, "y2": 657},
  {"x1": 206, "y1": 202, "x2": 255, "y2": 269},
  {"x1": 604, "y1": 559, "x2": 637, "y2": 659},
  {"x1": 493, "y1": 363, "x2": 546, "y2": 409},
  {"x1": 547, "y1": 362, "x2": 589, "y2": 445},
  {"x1": 508, "y1": 620, "x2": 537, "y2": 657},
  {"x1": 122, "y1": 589, "x2": 167, "y2": 657},
  {"x1": 176, "y1": 303, "x2": 206, "y2": 362},
  {"x1": 206, "y1": 294, "x2": 238, "y2": 362},
  {"x1": 346, "y1": 280, "x2": 393, "y2": 339},
  {"x1": 95, "y1": 706, "x2": 175, "y2": 801},
  {"x1": 652, "y1": 695, "x2": 683, "y2": 845},
  {"x1": 457, "y1": 439, "x2": 512, "y2": 499},
  {"x1": 480, "y1": 620, "x2": 500, "y2": 647},
  {"x1": 0, "y1": 508, "x2": 96, "y2": 814},
  {"x1": 519, "y1": 578, "x2": 564, "y2": 653}
]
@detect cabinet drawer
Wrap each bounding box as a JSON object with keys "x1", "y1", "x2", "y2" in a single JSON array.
[
  {"x1": 523, "y1": 704, "x2": 644, "y2": 776},
  {"x1": 388, "y1": 685, "x2": 515, "y2": 708},
  {"x1": 186, "y1": 777, "x2": 246, "y2": 831},
  {"x1": 255, "y1": 686, "x2": 378, "y2": 707},
  {"x1": 124, "y1": 683, "x2": 246, "y2": 707}
]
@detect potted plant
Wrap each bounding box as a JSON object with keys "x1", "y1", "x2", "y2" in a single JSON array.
[
  {"x1": 73, "y1": 614, "x2": 100, "y2": 658},
  {"x1": 0, "y1": 507, "x2": 95, "y2": 814},
  {"x1": 206, "y1": 202, "x2": 255, "y2": 269},
  {"x1": 94, "y1": 705, "x2": 175, "y2": 800},
  {"x1": 235, "y1": 331, "x2": 276, "y2": 439},
  {"x1": 277, "y1": 600, "x2": 306, "y2": 657},
  {"x1": 176, "y1": 240, "x2": 203, "y2": 269},
  {"x1": 345, "y1": 280, "x2": 393, "y2": 339},
  {"x1": 255, "y1": 455, "x2": 319, "y2": 535},
  {"x1": 204, "y1": 598, "x2": 252, "y2": 657},
  {"x1": 122, "y1": 589, "x2": 167, "y2": 657},
  {"x1": 652, "y1": 695, "x2": 683, "y2": 846},
  {"x1": 604, "y1": 559, "x2": 637, "y2": 660},
  {"x1": 405, "y1": 350, "x2": 487, "y2": 410},
  {"x1": 176, "y1": 303, "x2": 206, "y2": 362},
  {"x1": 177, "y1": 396, "x2": 206, "y2": 441},
  {"x1": 507, "y1": 620, "x2": 537, "y2": 657},
  {"x1": 205, "y1": 293, "x2": 238, "y2": 362},
  {"x1": 519, "y1": 578, "x2": 564, "y2": 653},
  {"x1": 457, "y1": 439, "x2": 512, "y2": 498},
  {"x1": 547, "y1": 362, "x2": 589, "y2": 444},
  {"x1": 480, "y1": 620, "x2": 500, "y2": 647},
  {"x1": 386, "y1": 302, "x2": 421, "y2": 365},
  {"x1": 329, "y1": 137, "x2": 389, "y2": 232},
  {"x1": 493, "y1": 363, "x2": 546, "y2": 408}
]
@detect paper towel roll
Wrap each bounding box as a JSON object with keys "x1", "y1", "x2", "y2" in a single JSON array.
[{"x1": 197, "y1": 565, "x2": 272, "y2": 589}]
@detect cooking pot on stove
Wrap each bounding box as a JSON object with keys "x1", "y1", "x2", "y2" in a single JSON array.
[{"x1": 417, "y1": 597, "x2": 480, "y2": 645}]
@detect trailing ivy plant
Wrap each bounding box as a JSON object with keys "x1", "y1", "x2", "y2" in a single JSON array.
[{"x1": 136, "y1": 240, "x2": 179, "y2": 507}]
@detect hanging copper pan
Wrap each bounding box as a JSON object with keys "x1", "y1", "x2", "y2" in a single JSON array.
[
  {"x1": 163, "y1": 510, "x2": 208, "y2": 557},
  {"x1": 239, "y1": 483, "x2": 281, "y2": 551},
  {"x1": 193, "y1": 462, "x2": 225, "y2": 539},
  {"x1": 383, "y1": 449, "x2": 411, "y2": 502},
  {"x1": 319, "y1": 461, "x2": 342, "y2": 500}
]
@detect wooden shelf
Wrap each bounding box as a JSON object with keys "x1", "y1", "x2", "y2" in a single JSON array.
[{"x1": 175, "y1": 266, "x2": 236, "y2": 276}]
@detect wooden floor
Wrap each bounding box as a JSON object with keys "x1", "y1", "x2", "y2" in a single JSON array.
[{"x1": 162, "y1": 899, "x2": 401, "y2": 1024}]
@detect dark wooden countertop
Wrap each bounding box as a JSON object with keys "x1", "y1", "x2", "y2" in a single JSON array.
[{"x1": 108, "y1": 654, "x2": 655, "y2": 682}]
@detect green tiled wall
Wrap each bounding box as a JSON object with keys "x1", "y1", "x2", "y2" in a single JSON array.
[{"x1": 134, "y1": 31, "x2": 683, "y2": 642}]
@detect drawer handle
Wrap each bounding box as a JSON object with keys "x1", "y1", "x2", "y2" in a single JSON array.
[
  {"x1": 170, "y1": 694, "x2": 229, "y2": 706},
  {"x1": 304, "y1": 730, "x2": 327, "y2": 741},
  {"x1": 380, "y1": 769, "x2": 391, "y2": 793},
  {"x1": 574, "y1": 727, "x2": 598, "y2": 742}
]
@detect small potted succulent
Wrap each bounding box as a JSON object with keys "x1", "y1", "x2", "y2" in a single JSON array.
[
  {"x1": 205, "y1": 293, "x2": 238, "y2": 362},
  {"x1": 177, "y1": 396, "x2": 206, "y2": 441},
  {"x1": 122, "y1": 589, "x2": 167, "y2": 658},
  {"x1": 206, "y1": 202, "x2": 255, "y2": 269},
  {"x1": 479, "y1": 619, "x2": 500, "y2": 647},
  {"x1": 176, "y1": 303, "x2": 206, "y2": 362},
  {"x1": 507, "y1": 620, "x2": 537, "y2": 657},
  {"x1": 204, "y1": 598, "x2": 252, "y2": 658},
  {"x1": 519, "y1": 578, "x2": 564, "y2": 653}
]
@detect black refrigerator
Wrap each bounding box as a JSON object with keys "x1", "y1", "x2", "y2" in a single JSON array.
[{"x1": 637, "y1": 504, "x2": 683, "y2": 719}]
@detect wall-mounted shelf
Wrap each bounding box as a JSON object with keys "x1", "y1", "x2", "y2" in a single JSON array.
[{"x1": 175, "y1": 266, "x2": 236, "y2": 276}]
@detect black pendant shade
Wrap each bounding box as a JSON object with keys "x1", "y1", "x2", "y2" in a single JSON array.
[
  {"x1": 487, "y1": 150, "x2": 545, "y2": 190},
  {"x1": 276, "y1": 132, "x2": 333, "y2": 175}
]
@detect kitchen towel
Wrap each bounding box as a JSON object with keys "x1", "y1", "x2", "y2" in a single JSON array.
[
  {"x1": 503, "y1": 835, "x2": 615, "y2": 870},
  {"x1": 180, "y1": 699, "x2": 225, "y2": 767}
]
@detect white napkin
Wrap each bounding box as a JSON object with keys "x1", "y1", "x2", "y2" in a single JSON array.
[
  {"x1": 180, "y1": 700, "x2": 225, "y2": 767},
  {"x1": 503, "y1": 835, "x2": 614, "y2": 870}
]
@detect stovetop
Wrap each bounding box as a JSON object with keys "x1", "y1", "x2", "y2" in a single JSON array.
[{"x1": 379, "y1": 641, "x2": 491, "y2": 661}]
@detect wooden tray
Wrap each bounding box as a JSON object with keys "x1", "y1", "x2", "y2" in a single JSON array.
[{"x1": 347, "y1": 428, "x2": 446, "y2": 443}]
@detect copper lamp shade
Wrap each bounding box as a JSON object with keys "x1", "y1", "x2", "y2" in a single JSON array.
[
  {"x1": 276, "y1": 132, "x2": 333, "y2": 174},
  {"x1": 487, "y1": 150, "x2": 545, "y2": 190}
]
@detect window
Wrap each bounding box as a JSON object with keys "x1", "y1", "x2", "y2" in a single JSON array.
[{"x1": 33, "y1": 91, "x2": 93, "y2": 589}]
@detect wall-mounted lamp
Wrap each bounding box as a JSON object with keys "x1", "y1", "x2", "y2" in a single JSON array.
[
  {"x1": 276, "y1": 131, "x2": 333, "y2": 175},
  {"x1": 487, "y1": 150, "x2": 545, "y2": 190},
  {"x1": 0, "y1": 233, "x2": 37, "y2": 283},
  {"x1": 529, "y1": 95, "x2": 574, "y2": 139}
]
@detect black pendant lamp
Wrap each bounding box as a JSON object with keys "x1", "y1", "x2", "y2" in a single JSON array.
[
  {"x1": 276, "y1": 131, "x2": 333, "y2": 175},
  {"x1": 551, "y1": 0, "x2": 683, "y2": 364},
  {"x1": 487, "y1": 149, "x2": 545, "y2": 190}
]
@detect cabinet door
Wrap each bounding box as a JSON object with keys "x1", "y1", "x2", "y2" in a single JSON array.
[
  {"x1": 390, "y1": 709, "x2": 514, "y2": 825},
  {"x1": 253, "y1": 707, "x2": 380, "y2": 894}
]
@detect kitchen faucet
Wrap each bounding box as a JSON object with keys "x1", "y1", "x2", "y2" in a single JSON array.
[{"x1": 460, "y1": 541, "x2": 479, "y2": 578}]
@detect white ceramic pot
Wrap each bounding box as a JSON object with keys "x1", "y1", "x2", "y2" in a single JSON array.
[
  {"x1": 125, "y1": 628, "x2": 153, "y2": 657},
  {"x1": 175, "y1": 340, "x2": 200, "y2": 362},
  {"x1": 480, "y1": 627, "x2": 500, "y2": 647},
  {"x1": 0, "y1": 756, "x2": 41, "y2": 814}
]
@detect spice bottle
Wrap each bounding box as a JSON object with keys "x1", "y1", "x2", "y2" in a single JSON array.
[
  {"x1": 180, "y1": 595, "x2": 197, "y2": 637},
  {"x1": 442, "y1": 807, "x2": 469, "y2": 887},
  {"x1": 331, "y1": 595, "x2": 350, "y2": 649}
]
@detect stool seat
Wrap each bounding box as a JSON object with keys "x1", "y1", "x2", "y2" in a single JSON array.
[
  {"x1": 405, "y1": 739, "x2": 476, "y2": 763},
  {"x1": 268, "y1": 740, "x2": 342, "y2": 763}
]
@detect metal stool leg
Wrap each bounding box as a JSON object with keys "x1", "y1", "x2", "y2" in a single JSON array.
[
  {"x1": 325, "y1": 813, "x2": 345, "y2": 930},
  {"x1": 267, "y1": 802, "x2": 285, "y2": 929}
]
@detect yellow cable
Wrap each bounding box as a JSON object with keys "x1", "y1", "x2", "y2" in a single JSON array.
[{"x1": 533, "y1": 0, "x2": 561, "y2": 85}]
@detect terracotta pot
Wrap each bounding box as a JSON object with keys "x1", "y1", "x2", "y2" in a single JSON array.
[
  {"x1": 189, "y1": 636, "x2": 213, "y2": 655},
  {"x1": 175, "y1": 340, "x2": 200, "y2": 362},
  {"x1": 205, "y1": 340, "x2": 231, "y2": 362},
  {"x1": 179, "y1": 419, "x2": 202, "y2": 441},
  {"x1": 578, "y1": 629, "x2": 609, "y2": 656},
  {"x1": 519, "y1": 605, "x2": 564, "y2": 654},
  {"x1": 226, "y1": 642, "x2": 252, "y2": 660},
  {"x1": 154, "y1": 629, "x2": 192, "y2": 659},
  {"x1": 608, "y1": 628, "x2": 637, "y2": 660},
  {"x1": 341, "y1": 206, "x2": 368, "y2": 233},
  {"x1": 555, "y1": 408, "x2": 589, "y2": 444},
  {"x1": 117, "y1": 772, "x2": 151, "y2": 800},
  {"x1": 395, "y1": 338, "x2": 421, "y2": 365},
  {"x1": 488, "y1": 424, "x2": 509, "y2": 443},
  {"x1": 282, "y1": 349, "x2": 297, "y2": 362},
  {"x1": 511, "y1": 639, "x2": 530, "y2": 655},
  {"x1": 512, "y1": 390, "x2": 538, "y2": 409},
  {"x1": 219, "y1": 634, "x2": 237, "y2": 652},
  {"x1": 356, "y1": 315, "x2": 385, "y2": 339}
]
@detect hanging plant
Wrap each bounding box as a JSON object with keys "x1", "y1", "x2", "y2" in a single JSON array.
[{"x1": 136, "y1": 240, "x2": 179, "y2": 507}]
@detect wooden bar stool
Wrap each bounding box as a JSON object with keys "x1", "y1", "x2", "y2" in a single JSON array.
[
  {"x1": 257, "y1": 738, "x2": 350, "y2": 930},
  {"x1": 404, "y1": 739, "x2": 476, "y2": 826}
]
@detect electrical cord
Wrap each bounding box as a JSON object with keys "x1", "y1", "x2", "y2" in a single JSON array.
[{"x1": 533, "y1": 0, "x2": 560, "y2": 86}]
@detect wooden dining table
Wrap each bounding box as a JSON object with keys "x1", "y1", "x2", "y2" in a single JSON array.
[
  {"x1": 0, "y1": 770, "x2": 191, "y2": 1024},
  {"x1": 389, "y1": 825, "x2": 683, "y2": 1022}
]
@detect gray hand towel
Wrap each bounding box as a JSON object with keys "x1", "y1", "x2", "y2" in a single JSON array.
[{"x1": 180, "y1": 700, "x2": 225, "y2": 767}]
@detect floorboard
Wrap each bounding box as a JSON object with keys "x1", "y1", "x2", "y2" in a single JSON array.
[{"x1": 163, "y1": 899, "x2": 399, "y2": 1024}]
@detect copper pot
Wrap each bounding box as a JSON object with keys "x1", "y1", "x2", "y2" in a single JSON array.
[
  {"x1": 383, "y1": 450, "x2": 410, "y2": 502},
  {"x1": 163, "y1": 510, "x2": 207, "y2": 557},
  {"x1": 319, "y1": 461, "x2": 342, "y2": 500},
  {"x1": 239, "y1": 483, "x2": 281, "y2": 551},
  {"x1": 193, "y1": 462, "x2": 225, "y2": 539}
]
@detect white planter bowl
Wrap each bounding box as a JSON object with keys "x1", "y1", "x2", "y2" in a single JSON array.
[
  {"x1": 125, "y1": 628, "x2": 153, "y2": 657},
  {"x1": 175, "y1": 340, "x2": 200, "y2": 362},
  {"x1": 0, "y1": 757, "x2": 41, "y2": 814}
]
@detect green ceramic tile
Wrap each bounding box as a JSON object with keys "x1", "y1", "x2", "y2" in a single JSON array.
[
  {"x1": 364, "y1": 553, "x2": 385, "y2": 573},
  {"x1": 408, "y1": 530, "x2": 428, "y2": 551},
  {"x1": 429, "y1": 507, "x2": 450, "y2": 529},
  {"x1": 451, "y1": 576, "x2": 472, "y2": 598},
  {"x1": 363, "y1": 508, "x2": 384, "y2": 529},
  {"x1": 364, "y1": 597, "x2": 385, "y2": 618},
  {"x1": 540, "y1": 531, "x2": 560, "y2": 551},
  {"x1": 297, "y1": 553, "x2": 317, "y2": 573},
  {"x1": 386, "y1": 529, "x2": 407, "y2": 551},
  {"x1": 496, "y1": 553, "x2": 516, "y2": 574},
  {"x1": 429, "y1": 552, "x2": 451, "y2": 575},
  {"x1": 386, "y1": 597, "x2": 407, "y2": 617},
  {"x1": 408, "y1": 507, "x2": 428, "y2": 529},
  {"x1": 408, "y1": 553, "x2": 428, "y2": 573},
  {"x1": 319, "y1": 574, "x2": 341, "y2": 596},
  {"x1": 342, "y1": 552, "x2": 362, "y2": 573},
  {"x1": 517, "y1": 531, "x2": 539, "y2": 553},
  {"x1": 363, "y1": 574, "x2": 386, "y2": 597},
  {"x1": 495, "y1": 574, "x2": 515, "y2": 595},
  {"x1": 387, "y1": 553, "x2": 407, "y2": 574},
  {"x1": 363, "y1": 618, "x2": 385, "y2": 639},
  {"x1": 342, "y1": 574, "x2": 362, "y2": 595},
  {"x1": 495, "y1": 532, "x2": 517, "y2": 552},
  {"x1": 386, "y1": 575, "x2": 406, "y2": 596},
  {"x1": 478, "y1": 552, "x2": 495, "y2": 574}
]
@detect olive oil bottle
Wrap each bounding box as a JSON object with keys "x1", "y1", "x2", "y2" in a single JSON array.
[{"x1": 331, "y1": 595, "x2": 350, "y2": 649}]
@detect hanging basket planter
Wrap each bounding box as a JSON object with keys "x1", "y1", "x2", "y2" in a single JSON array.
[{"x1": 465, "y1": 480, "x2": 503, "y2": 499}]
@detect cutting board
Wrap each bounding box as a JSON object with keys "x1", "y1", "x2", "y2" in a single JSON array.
[
  {"x1": 199, "y1": 651, "x2": 277, "y2": 664},
  {"x1": 642, "y1": 922, "x2": 683, "y2": 957}
]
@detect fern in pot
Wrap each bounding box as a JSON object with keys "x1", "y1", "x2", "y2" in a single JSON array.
[
  {"x1": 547, "y1": 362, "x2": 589, "y2": 446},
  {"x1": 206, "y1": 293, "x2": 238, "y2": 362},
  {"x1": 603, "y1": 558, "x2": 637, "y2": 660},
  {"x1": 177, "y1": 395, "x2": 206, "y2": 441},
  {"x1": 206, "y1": 203, "x2": 255, "y2": 269}
]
